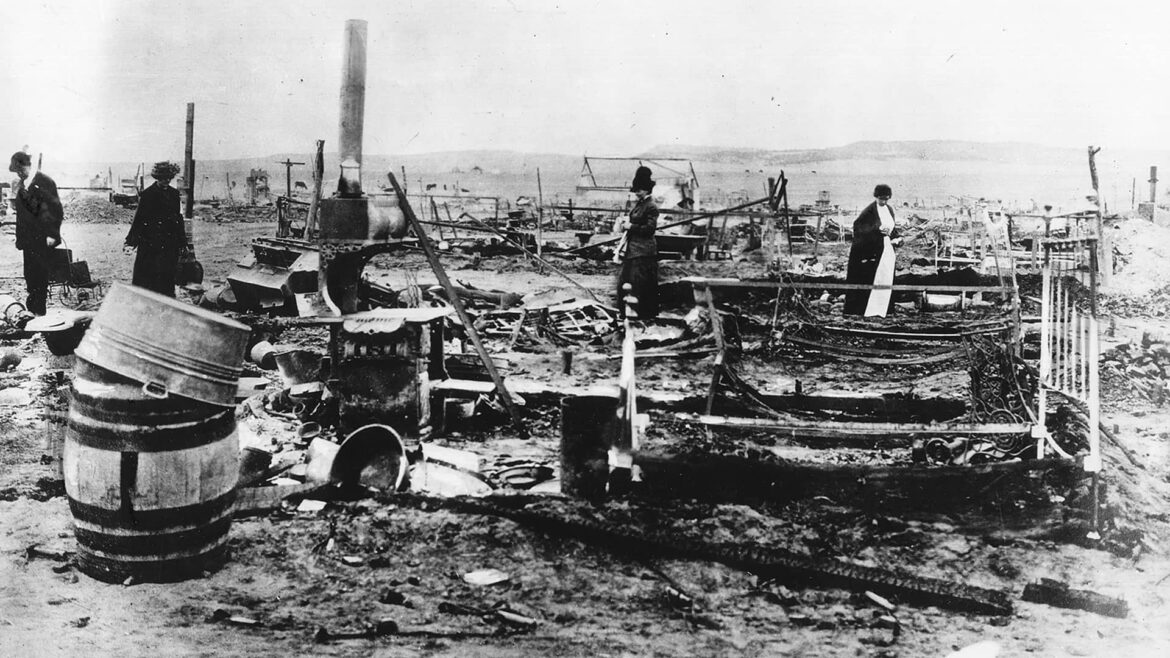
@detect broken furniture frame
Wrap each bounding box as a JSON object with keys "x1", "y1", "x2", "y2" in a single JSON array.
[{"x1": 1036, "y1": 238, "x2": 1101, "y2": 534}]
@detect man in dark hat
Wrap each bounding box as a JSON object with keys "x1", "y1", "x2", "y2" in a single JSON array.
[
  {"x1": 845, "y1": 183, "x2": 900, "y2": 316},
  {"x1": 8, "y1": 150, "x2": 63, "y2": 315},
  {"x1": 123, "y1": 161, "x2": 185, "y2": 297},
  {"x1": 616, "y1": 165, "x2": 659, "y2": 321}
]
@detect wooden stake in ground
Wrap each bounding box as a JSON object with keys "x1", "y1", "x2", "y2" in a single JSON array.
[
  {"x1": 1087, "y1": 145, "x2": 1111, "y2": 285},
  {"x1": 306, "y1": 140, "x2": 324, "y2": 239},
  {"x1": 536, "y1": 168, "x2": 545, "y2": 272},
  {"x1": 184, "y1": 103, "x2": 194, "y2": 221},
  {"x1": 387, "y1": 172, "x2": 525, "y2": 434}
]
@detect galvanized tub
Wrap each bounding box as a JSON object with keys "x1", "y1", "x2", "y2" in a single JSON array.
[{"x1": 74, "y1": 282, "x2": 250, "y2": 407}]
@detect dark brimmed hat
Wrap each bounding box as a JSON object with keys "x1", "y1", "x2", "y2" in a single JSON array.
[
  {"x1": 630, "y1": 166, "x2": 655, "y2": 193},
  {"x1": 873, "y1": 184, "x2": 892, "y2": 198},
  {"x1": 151, "y1": 161, "x2": 181, "y2": 179},
  {"x1": 8, "y1": 151, "x2": 31, "y2": 173}
]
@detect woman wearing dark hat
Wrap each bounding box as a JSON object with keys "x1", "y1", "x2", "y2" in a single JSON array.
[
  {"x1": 845, "y1": 184, "x2": 900, "y2": 316},
  {"x1": 616, "y1": 165, "x2": 659, "y2": 321},
  {"x1": 123, "y1": 161, "x2": 186, "y2": 297}
]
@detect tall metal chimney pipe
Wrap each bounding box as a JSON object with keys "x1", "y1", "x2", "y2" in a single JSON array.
[{"x1": 338, "y1": 19, "x2": 367, "y2": 197}]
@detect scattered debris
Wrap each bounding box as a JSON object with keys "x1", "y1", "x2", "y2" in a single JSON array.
[
  {"x1": 462, "y1": 568, "x2": 511, "y2": 587},
  {"x1": 1021, "y1": 578, "x2": 1129, "y2": 618}
]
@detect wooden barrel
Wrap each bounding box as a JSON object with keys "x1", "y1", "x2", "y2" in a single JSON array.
[{"x1": 63, "y1": 358, "x2": 238, "y2": 583}]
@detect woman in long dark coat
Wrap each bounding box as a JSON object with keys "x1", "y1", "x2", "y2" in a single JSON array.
[
  {"x1": 616, "y1": 166, "x2": 659, "y2": 321},
  {"x1": 844, "y1": 184, "x2": 899, "y2": 316},
  {"x1": 124, "y1": 161, "x2": 186, "y2": 297}
]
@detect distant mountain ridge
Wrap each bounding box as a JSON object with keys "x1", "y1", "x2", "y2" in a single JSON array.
[{"x1": 639, "y1": 140, "x2": 1087, "y2": 166}]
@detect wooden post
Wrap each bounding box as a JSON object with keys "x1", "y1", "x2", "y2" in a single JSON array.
[
  {"x1": 306, "y1": 140, "x2": 325, "y2": 239},
  {"x1": 276, "y1": 158, "x2": 305, "y2": 199},
  {"x1": 1149, "y1": 166, "x2": 1158, "y2": 203},
  {"x1": 536, "y1": 168, "x2": 545, "y2": 269},
  {"x1": 184, "y1": 103, "x2": 194, "y2": 220},
  {"x1": 1087, "y1": 146, "x2": 1110, "y2": 284},
  {"x1": 225, "y1": 173, "x2": 232, "y2": 206},
  {"x1": 387, "y1": 172, "x2": 524, "y2": 433}
]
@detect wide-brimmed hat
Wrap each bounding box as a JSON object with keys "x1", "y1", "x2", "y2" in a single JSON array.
[
  {"x1": 873, "y1": 184, "x2": 892, "y2": 198},
  {"x1": 8, "y1": 151, "x2": 31, "y2": 173},
  {"x1": 630, "y1": 166, "x2": 655, "y2": 193},
  {"x1": 151, "y1": 161, "x2": 181, "y2": 180}
]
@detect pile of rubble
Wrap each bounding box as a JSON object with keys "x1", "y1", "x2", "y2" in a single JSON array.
[
  {"x1": 1108, "y1": 217, "x2": 1170, "y2": 296},
  {"x1": 61, "y1": 194, "x2": 134, "y2": 224},
  {"x1": 197, "y1": 204, "x2": 277, "y2": 223},
  {"x1": 1100, "y1": 284, "x2": 1170, "y2": 319},
  {"x1": 1100, "y1": 337, "x2": 1170, "y2": 406}
]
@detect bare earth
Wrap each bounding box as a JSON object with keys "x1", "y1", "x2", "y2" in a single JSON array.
[{"x1": 1, "y1": 203, "x2": 1169, "y2": 657}]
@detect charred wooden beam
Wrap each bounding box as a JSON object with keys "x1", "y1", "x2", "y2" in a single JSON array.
[
  {"x1": 399, "y1": 493, "x2": 1014, "y2": 616},
  {"x1": 1022, "y1": 578, "x2": 1128, "y2": 618},
  {"x1": 631, "y1": 450, "x2": 1082, "y2": 512},
  {"x1": 693, "y1": 415, "x2": 1029, "y2": 437}
]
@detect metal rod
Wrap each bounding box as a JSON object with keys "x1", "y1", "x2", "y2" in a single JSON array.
[
  {"x1": 1088, "y1": 316, "x2": 1102, "y2": 536},
  {"x1": 387, "y1": 172, "x2": 524, "y2": 433},
  {"x1": 1037, "y1": 268, "x2": 1051, "y2": 458}
]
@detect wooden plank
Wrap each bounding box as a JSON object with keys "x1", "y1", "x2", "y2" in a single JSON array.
[
  {"x1": 387, "y1": 173, "x2": 524, "y2": 433},
  {"x1": 688, "y1": 278, "x2": 1015, "y2": 293},
  {"x1": 693, "y1": 414, "x2": 1029, "y2": 437},
  {"x1": 632, "y1": 450, "x2": 1084, "y2": 512}
]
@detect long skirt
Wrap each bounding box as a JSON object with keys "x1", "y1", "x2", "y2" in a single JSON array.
[
  {"x1": 617, "y1": 256, "x2": 658, "y2": 320},
  {"x1": 132, "y1": 247, "x2": 179, "y2": 298}
]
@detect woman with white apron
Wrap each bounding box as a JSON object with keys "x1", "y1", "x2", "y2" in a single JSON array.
[{"x1": 844, "y1": 184, "x2": 898, "y2": 317}]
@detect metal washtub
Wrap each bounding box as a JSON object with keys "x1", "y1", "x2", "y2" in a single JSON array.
[{"x1": 74, "y1": 283, "x2": 250, "y2": 407}]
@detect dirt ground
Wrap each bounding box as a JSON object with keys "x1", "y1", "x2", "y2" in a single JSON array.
[{"x1": 1, "y1": 201, "x2": 1169, "y2": 657}]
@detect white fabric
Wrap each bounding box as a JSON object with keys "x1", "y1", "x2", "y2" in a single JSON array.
[
  {"x1": 865, "y1": 203, "x2": 896, "y2": 317},
  {"x1": 864, "y1": 237, "x2": 895, "y2": 317}
]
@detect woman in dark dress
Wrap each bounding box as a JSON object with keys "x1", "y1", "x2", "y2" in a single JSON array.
[
  {"x1": 844, "y1": 183, "x2": 899, "y2": 316},
  {"x1": 616, "y1": 166, "x2": 659, "y2": 321},
  {"x1": 124, "y1": 161, "x2": 186, "y2": 297}
]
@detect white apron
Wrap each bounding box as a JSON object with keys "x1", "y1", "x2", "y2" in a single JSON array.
[{"x1": 864, "y1": 205, "x2": 896, "y2": 317}]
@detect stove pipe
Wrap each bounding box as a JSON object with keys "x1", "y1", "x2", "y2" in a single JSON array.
[{"x1": 338, "y1": 19, "x2": 367, "y2": 197}]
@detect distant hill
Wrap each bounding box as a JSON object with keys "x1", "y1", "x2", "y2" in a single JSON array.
[
  {"x1": 640, "y1": 140, "x2": 1087, "y2": 166},
  {"x1": 48, "y1": 140, "x2": 1170, "y2": 209}
]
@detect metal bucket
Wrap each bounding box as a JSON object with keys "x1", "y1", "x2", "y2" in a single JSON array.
[
  {"x1": 74, "y1": 282, "x2": 250, "y2": 407},
  {"x1": 63, "y1": 358, "x2": 238, "y2": 583},
  {"x1": 331, "y1": 424, "x2": 408, "y2": 491}
]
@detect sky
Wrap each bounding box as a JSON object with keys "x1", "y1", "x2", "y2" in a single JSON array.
[{"x1": 3, "y1": 0, "x2": 1170, "y2": 165}]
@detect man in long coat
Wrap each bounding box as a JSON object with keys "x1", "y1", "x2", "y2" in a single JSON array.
[
  {"x1": 9, "y1": 151, "x2": 63, "y2": 316},
  {"x1": 124, "y1": 161, "x2": 185, "y2": 297}
]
